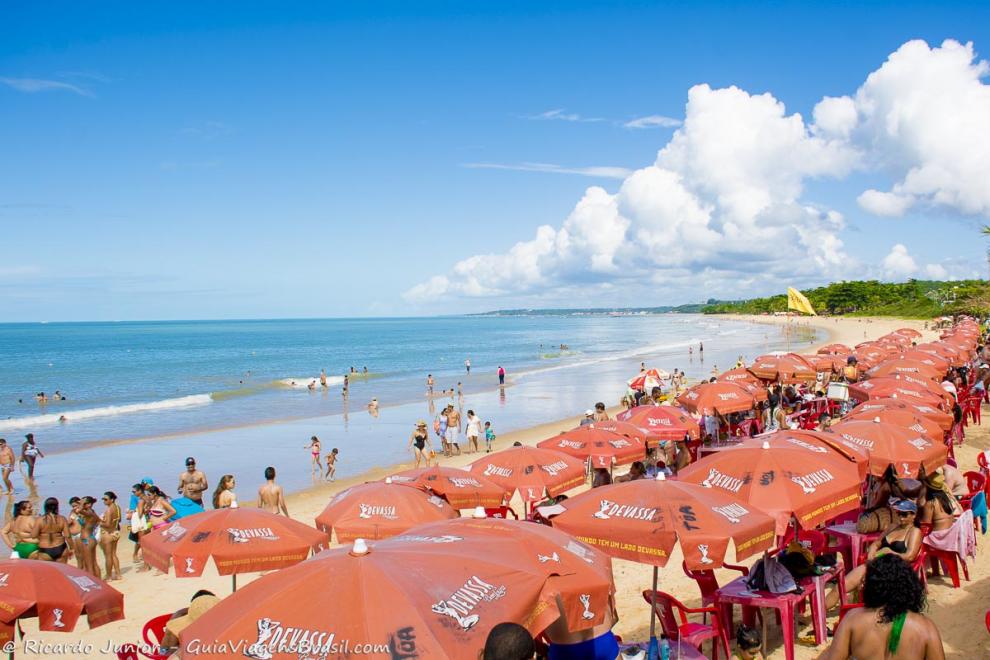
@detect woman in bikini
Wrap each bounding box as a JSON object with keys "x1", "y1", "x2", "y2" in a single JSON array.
[
  {"x1": 37, "y1": 497, "x2": 70, "y2": 563},
  {"x1": 212, "y1": 474, "x2": 237, "y2": 509},
  {"x1": 67, "y1": 497, "x2": 85, "y2": 569},
  {"x1": 77, "y1": 496, "x2": 102, "y2": 578},
  {"x1": 408, "y1": 421, "x2": 432, "y2": 468},
  {"x1": 99, "y1": 492, "x2": 122, "y2": 580},
  {"x1": 138, "y1": 486, "x2": 175, "y2": 571},
  {"x1": 307, "y1": 436, "x2": 323, "y2": 478},
  {"x1": 2, "y1": 500, "x2": 40, "y2": 559}
]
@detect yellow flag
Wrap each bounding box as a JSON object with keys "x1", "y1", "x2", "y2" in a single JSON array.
[{"x1": 787, "y1": 287, "x2": 817, "y2": 315}]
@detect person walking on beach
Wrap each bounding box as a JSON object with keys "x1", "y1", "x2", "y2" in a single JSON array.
[
  {"x1": 497, "y1": 366, "x2": 505, "y2": 385},
  {"x1": 343, "y1": 374, "x2": 349, "y2": 396},
  {"x1": 307, "y1": 436, "x2": 323, "y2": 477},
  {"x1": 436, "y1": 407, "x2": 450, "y2": 456},
  {"x1": 409, "y1": 421, "x2": 432, "y2": 467},
  {"x1": 99, "y1": 492, "x2": 122, "y2": 580},
  {"x1": 0, "y1": 439, "x2": 15, "y2": 494},
  {"x1": 484, "y1": 421, "x2": 496, "y2": 453},
  {"x1": 465, "y1": 410, "x2": 481, "y2": 453},
  {"x1": 258, "y1": 466, "x2": 288, "y2": 516},
  {"x1": 325, "y1": 448, "x2": 338, "y2": 481},
  {"x1": 427, "y1": 374, "x2": 435, "y2": 396},
  {"x1": 446, "y1": 405, "x2": 462, "y2": 456},
  {"x1": 20, "y1": 433, "x2": 43, "y2": 480},
  {"x1": 465, "y1": 358, "x2": 471, "y2": 374},
  {"x1": 178, "y1": 457, "x2": 209, "y2": 507},
  {"x1": 212, "y1": 475, "x2": 237, "y2": 508}
]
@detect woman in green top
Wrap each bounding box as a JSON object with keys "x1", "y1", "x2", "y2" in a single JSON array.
[{"x1": 3, "y1": 500, "x2": 40, "y2": 558}]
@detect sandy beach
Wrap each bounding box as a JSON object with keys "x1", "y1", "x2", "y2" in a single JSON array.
[{"x1": 15, "y1": 314, "x2": 990, "y2": 659}]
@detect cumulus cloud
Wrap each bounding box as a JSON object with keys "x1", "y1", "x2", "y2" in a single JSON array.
[
  {"x1": 882, "y1": 244, "x2": 918, "y2": 278},
  {"x1": 624, "y1": 115, "x2": 682, "y2": 129},
  {"x1": 856, "y1": 189, "x2": 915, "y2": 217}
]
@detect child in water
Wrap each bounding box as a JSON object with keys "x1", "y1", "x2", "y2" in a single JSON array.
[
  {"x1": 484, "y1": 421, "x2": 496, "y2": 453},
  {"x1": 325, "y1": 448, "x2": 338, "y2": 481}
]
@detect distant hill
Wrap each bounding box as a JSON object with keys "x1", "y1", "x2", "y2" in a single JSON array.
[
  {"x1": 702, "y1": 279, "x2": 988, "y2": 318},
  {"x1": 473, "y1": 303, "x2": 708, "y2": 317}
]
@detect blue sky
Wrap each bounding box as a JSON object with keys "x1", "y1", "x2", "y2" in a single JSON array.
[{"x1": 1, "y1": 1, "x2": 988, "y2": 321}]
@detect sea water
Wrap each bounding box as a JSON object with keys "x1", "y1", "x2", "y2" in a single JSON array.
[{"x1": 0, "y1": 315, "x2": 818, "y2": 503}]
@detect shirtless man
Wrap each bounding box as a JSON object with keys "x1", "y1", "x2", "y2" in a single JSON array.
[
  {"x1": 20, "y1": 434, "x2": 44, "y2": 480},
  {"x1": 320, "y1": 369, "x2": 328, "y2": 388},
  {"x1": 446, "y1": 406, "x2": 461, "y2": 456},
  {"x1": 177, "y1": 457, "x2": 209, "y2": 507},
  {"x1": 258, "y1": 466, "x2": 288, "y2": 516},
  {"x1": 426, "y1": 374, "x2": 434, "y2": 396},
  {"x1": 0, "y1": 439, "x2": 15, "y2": 494},
  {"x1": 823, "y1": 554, "x2": 944, "y2": 660},
  {"x1": 938, "y1": 465, "x2": 969, "y2": 499}
]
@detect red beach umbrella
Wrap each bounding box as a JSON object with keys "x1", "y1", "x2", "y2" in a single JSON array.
[
  {"x1": 387, "y1": 466, "x2": 509, "y2": 509},
  {"x1": 584, "y1": 419, "x2": 651, "y2": 444},
  {"x1": 316, "y1": 480, "x2": 459, "y2": 542},
  {"x1": 757, "y1": 429, "x2": 870, "y2": 479},
  {"x1": 896, "y1": 350, "x2": 951, "y2": 372},
  {"x1": 830, "y1": 419, "x2": 947, "y2": 478},
  {"x1": 817, "y1": 343, "x2": 852, "y2": 355},
  {"x1": 716, "y1": 367, "x2": 762, "y2": 386},
  {"x1": 852, "y1": 397, "x2": 954, "y2": 432},
  {"x1": 538, "y1": 426, "x2": 646, "y2": 469},
  {"x1": 748, "y1": 353, "x2": 817, "y2": 383},
  {"x1": 867, "y1": 359, "x2": 944, "y2": 381},
  {"x1": 469, "y1": 445, "x2": 586, "y2": 503},
  {"x1": 178, "y1": 518, "x2": 616, "y2": 660},
  {"x1": 847, "y1": 378, "x2": 949, "y2": 408},
  {"x1": 676, "y1": 381, "x2": 756, "y2": 415},
  {"x1": 615, "y1": 406, "x2": 701, "y2": 443},
  {"x1": 843, "y1": 407, "x2": 944, "y2": 442},
  {"x1": 893, "y1": 328, "x2": 923, "y2": 339}
]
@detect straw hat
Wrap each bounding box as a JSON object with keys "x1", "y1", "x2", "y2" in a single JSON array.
[
  {"x1": 926, "y1": 472, "x2": 950, "y2": 494},
  {"x1": 415, "y1": 420, "x2": 427, "y2": 427},
  {"x1": 165, "y1": 594, "x2": 221, "y2": 637}
]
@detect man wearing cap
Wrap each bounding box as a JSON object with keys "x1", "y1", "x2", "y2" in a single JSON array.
[
  {"x1": 580, "y1": 410, "x2": 594, "y2": 427},
  {"x1": 178, "y1": 457, "x2": 209, "y2": 507}
]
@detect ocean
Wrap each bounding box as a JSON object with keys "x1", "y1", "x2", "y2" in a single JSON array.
[{"x1": 0, "y1": 315, "x2": 817, "y2": 504}]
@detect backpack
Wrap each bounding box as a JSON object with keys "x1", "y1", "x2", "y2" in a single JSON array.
[{"x1": 746, "y1": 553, "x2": 800, "y2": 594}]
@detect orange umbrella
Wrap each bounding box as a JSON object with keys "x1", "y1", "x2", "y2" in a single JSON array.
[
  {"x1": 388, "y1": 466, "x2": 508, "y2": 509},
  {"x1": 615, "y1": 406, "x2": 701, "y2": 442},
  {"x1": 817, "y1": 343, "x2": 852, "y2": 355},
  {"x1": 843, "y1": 406, "x2": 943, "y2": 440},
  {"x1": 915, "y1": 342, "x2": 967, "y2": 367},
  {"x1": 469, "y1": 446, "x2": 586, "y2": 503},
  {"x1": 0, "y1": 559, "x2": 124, "y2": 645},
  {"x1": 584, "y1": 419, "x2": 651, "y2": 444},
  {"x1": 178, "y1": 518, "x2": 615, "y2": 660},
  {"x1": 806, "y1": 354, "x2": 846, "y2": 373},
  {"x1": 677, "y1": 381, "x2": 756, "y2": 415},
  {"x1": 848, "y1": 378, "x2": 949, "y2": 408},
  {"x1": 853, "y1": 397, "x2": 954, "y2": 432},
  {"x1": 867, "y1": 359, "x2": 943, "y2": 381},
  {"x1": 678, "y1": 437, "x2": 861, "y2": 535},
  {"x1": 897, "y1": 350, "x2": 951, "y2": 371},
  {"x1": 748, "y1": 353, "x2": 817, "y2": 383},
  {"x1": 717, "y1": 367, "x2": 762, "y2": 385},
  {"x1": 538, "y1": 426, "x2": 646, "y2": 469},
  {"x1": 551, "y1": 476, "x2": 775, "y2": 569},
  {"x1": 831, "y1": 419, "x2": 947, "y2": 478},
  {"x1": 893, "y1": 328, "x2": 923, "y2": 339},
  {"x1": 316, "y1": 481, "x2": 459, "y2": 542},
  {"x1": 758, "y1": 429, "x2": 870, "y2": 479},
  {"x1": 141, "y1": 508, "x2": 329, "y2": 590}
]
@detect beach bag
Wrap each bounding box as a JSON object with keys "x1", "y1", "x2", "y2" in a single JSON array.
[
  {"x1": 130, "y1": 511, "x2": 146, "y2": 535},
  {"x1": 778, "y1": 540, "x2": 816, "y2": 578},
  {"x1": 746, "y1": 554, "x2": 799, "y2": 594},
  {"x1": 857, "y1": 507, "x2": 892, "y2": 533}
]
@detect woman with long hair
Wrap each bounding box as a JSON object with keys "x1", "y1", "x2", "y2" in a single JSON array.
[
  {"x1": 212, "y1": 475, "x2": 237, "y2": 509},
  {"x1": 77, "y1": 496, "x2": 102, "y2": 578},
  {"x1": 2, "y1": 500, "x2": 40, "y2": 559},
  {"x1": 37, "y1": 497, "x2": 70, "y2": 563},
  {"x1": 99, "y1": 492, "x2": 122, "y2": 580}
]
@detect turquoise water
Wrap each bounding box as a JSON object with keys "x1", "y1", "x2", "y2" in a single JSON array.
[{"x1": 0, "y1": 315, "x2": 818, "y2": 503}]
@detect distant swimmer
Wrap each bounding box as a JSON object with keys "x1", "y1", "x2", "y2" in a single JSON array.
[
  {"x1": 343, "y1": 375, "x2": 349, "y2": 396},
  {"x1": 465, "y1": 358, "x2": 471, "y2": 374},
  {"x1": 699, "y1": 342, "x2": 704, "y2": 353},
  {"x1": 498, "y1": 366, "x2": 505, "y2": 385},
  {"x1": 350, "y1": 366, "x2": 356, "y2": 374},
  {"x1": 368, "y1": 398, "x2": 379, "y2": 416},
  {"x1": 54, "y1": 390, "x2": 66, "y2": 401},
  {"x1": 362, "y1": 366, "x2": 368, "y2": 374},
  {"x1": 457, "y1": 382, "x2": 463, "y2": 398},
  {"x1": 325, "y1": 448, "x2": 338, "y2": 481},
  {"x1": 258, "y1": 467, "x2": 288, "y2": 516},
  {"x1": 307, "y1": 380, "x2": 316, "y2": 391},
  {"x1": 320, "y1": 369, "x2": 328, "y2": 388},
  {"x1": 35, "y1": 392, "x2": 47, "y2": 404}
]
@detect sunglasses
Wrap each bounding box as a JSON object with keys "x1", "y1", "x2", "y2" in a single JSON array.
[{"x1": 896, "y1": 510, "x2": 915, "y2": 517}]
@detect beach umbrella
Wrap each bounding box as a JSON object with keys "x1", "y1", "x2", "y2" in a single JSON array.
[
  {"x1": 469, "y1": 445, "x2": 586, "y2": 503},
  {"x1": 316, "y1": 480, "x2": 459, "y2": 542},
  {"x1": 830, "y1": 419, "x2": 947, "y2": 478},
  {"x1": 852, "y1": 397, "x2": 954, "y2": 432},
  {"x1": 843, "y1": 407, "x2": 944, "y2": 442},
  {"x1": 862, "y1": 375, "x2": 954, "y2": 405},
  {"x1": 177, "y1": 518, "x2": 615, "y2": 660},
  {"x1": 806, "y1": 354, "x2": 846, "y2": 373},
  {"x1": 141, "y1": 507, "x2": 329, "y2": 590},
  {"x1": 170, "y1": 497, "x2": 205, "y2": 520},
  {"x1": 847, "y1": 378, "x2": 949, "y2": 408},
  {"x1": 387, "y1": 466, "x2": 508, "y2": 509},
  {"x1": 0, "y1": 559, "x2": 124, "y2": 657},
  {"x1": 537, "y1": 425, "x2": 646, "y2": 469},
  {"x1": 896, "y1": 350, "x2": 951, "y2": 372},
  {"x1": 915, "y1": 342, "x2": 967, "y2": 367},
  {"x1": 676, "y1": 381, "x2": 756, "y2": 416},
  {"x1": 678, "y1": 437, "x2": 862, "y2": 535},
  {"x1": 584, "y1": 419, "x2": 651, "y2": 444},
  {"x1": 748, "y1": 353, "x2": 817, "y2": 383},
  {"x1": 757, "y1": 429, "x2": 870, "y2": 479},
  {"x1": 817, "y1": 343, "x2": 852, "y2": 355},
  {"x1": 893, "y1": 328, "x2": 923, "y2": 340},
  {"x1": 615, "y1": 406, "x2": 701, "y2": 443},
  {"x1": 866, "y1": 359, "x2": 944, "y2": 381},
  {"x1": 716, "y1": 367, "x2": 762, "y2": 386},
  {"x1": 628, "y1": 368, "x2": 670, "y2": 391}
]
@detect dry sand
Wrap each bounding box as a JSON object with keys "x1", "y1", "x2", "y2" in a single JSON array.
[{"x1": 19, "y1": 315, "x2": 990, "y2": 659}]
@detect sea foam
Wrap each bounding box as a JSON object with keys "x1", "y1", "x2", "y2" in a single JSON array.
[{"x1": 0, "y1": 394, "x2": 212, "y2": 431}]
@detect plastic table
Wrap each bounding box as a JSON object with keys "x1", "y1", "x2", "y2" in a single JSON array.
[
  {"x1": 824, "y1": 522, "x2": 883, "y2": 568},
  {"x1": 715, "y1": 576, "x2": 805, "y2": 660},
  {"x1": 797, "y1": 565, "x2": 846, "y2": 645}
]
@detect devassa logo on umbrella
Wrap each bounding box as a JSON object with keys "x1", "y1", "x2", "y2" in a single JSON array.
[{"x1": 431, "y1": 575, "x2": 506, "y2": 631}]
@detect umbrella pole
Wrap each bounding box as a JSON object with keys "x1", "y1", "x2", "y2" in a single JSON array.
[
  {"x1": 232, "y1": 573, "x2": 237, "y2": 592},
  {"x1": 648, "y1": 565, "x2": 659, "y2": 660}
]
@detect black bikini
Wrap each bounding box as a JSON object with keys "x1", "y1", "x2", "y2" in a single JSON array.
[
  {"x1": 39, "y1": 543, "x2": 67, "y2": 561},
  {"x1": 880, "y1": 535, "x2": 908, "y2": 554}
]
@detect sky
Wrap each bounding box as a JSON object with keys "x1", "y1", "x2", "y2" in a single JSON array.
[{"x1": 1, "y1": 1, "x2": 989, "y2": 321}]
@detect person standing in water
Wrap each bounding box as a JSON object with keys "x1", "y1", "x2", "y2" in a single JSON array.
[
  {"x1": 427, "y1": 374, "x2": 435, "y2": 396},
  {"x1": 497, "y1": 366, "x2": 505, "y2": 385},
  {"x1": 258, "y1": 467, "x2": 288, "y2": 516},
  {"x1": 465, "y1": 358, "x2": 471, "y2": 374},
  {"x1": 325, "y1": 448, "x2": 338, "y2": 481},
  {"x1": 307, "y1": 436, "x2": 323, "y2": 477},
  {"x1": 320, "y1": 369, "x2": 328, "y2": 388},
  {"x1": 0, "y1": 439, "x2": 15, "y2": 494},
  {"x1": 20, "y1": 434, "x2": 44, "y2": 480}
]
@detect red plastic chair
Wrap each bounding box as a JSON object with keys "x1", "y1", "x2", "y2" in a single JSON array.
[
  {"x1": 926, "y1": 546, "x2": 970, "y2": 588},
  {"x1": 141, "y1": 613, "x2": 173, "y2": 660},
  {"x1": 985, "y1": 609, "x2": 990, "y2": 635},
  {"x1": 642, "y1": 590, "x2": 729, "y2": 660},
  {"x1": 910, "y1": 545, "x2": 928, "y2": 589},
  {"x1": 484, "y1": 506, "x2": 518, "y2": 520},
  {"x1": 961, "y1": 472, "x2": 987, "y2": 510},
  {"x1": 680, "y1": 560, "x2": 753, "y2": 627}
]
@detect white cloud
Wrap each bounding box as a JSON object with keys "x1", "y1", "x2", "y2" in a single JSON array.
[
  {"x1": 881, "y1": 244, "x2": 918, "y2": 279},
  {"x1": 856, "y1": 189, "x2": 915, "y2": 217},
  {"x1": 0, "y1": 77, "x2": 91, "y2": 96},
  {"x1": 527, "y1": 109, "x2": 603, "y2": 123},
  {"x1": 461, "y1": 162, "x2": 631, "y2": 179},
  {"x1": 924, "y1": 263, "x2": 949, "y2": 279},
  {"x1": 624, "y1": 115, "x2": 682, "y2": 129}
]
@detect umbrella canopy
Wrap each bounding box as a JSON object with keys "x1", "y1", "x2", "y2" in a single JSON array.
[
  {"x1": 806, "y1": 354, "x2": 846, "y2": 373},
  {"x1": 716, "y1": 367, "x2": 762, "y2": 386},
  {"x1": 470, "y1": 446, "x2": 586, "y2": 503},
  {"x1": 628, "y1": 368, "x2": 670, "y2": 391},
  {"x1": 584, "y1": 419, "x2": 650, "y2": 444},
  {"x1": 830, "y1": 419, "x2": 947, "y2": 478},
  {"x1": 756, "y1": 429, "x2": 870, "y2": 479},
  {"x1": 678, "y1": 437, "x2": 862, "y2": 535},
  {"x1": 178, "y1": 518, "x2": 615, "y2": 660},
  {"x1": 141, "y1": 508, "x2": 329, "y2": 577},
  {"x1": 388, "y1": 466, "x2": 508, "y2": 509},
  {"x1": 852, "y1": 397, "x2": 954, "y2": 432},
  {"x1": 538, "y1": 426, "x2": 646, "y2": 469},
  {"x1": 895, "y1": 350, "x2": 951, "y2": 372},
  {"x1": 676, "y1": 381, "x2": 756, "y2": 416},
  {"x1": 915, "y1": 342, "x2": 967, "y2": 367},
  {"x1": 615, "y1": 406, "x2": 701, "y2": 442},
  {"x1": 316, "y1": 481, "x2": 459, "y2": 542},
  {"x1": 867, "y1": 359, "x2": 944, "y2": 381},
  {"x1": 817, "y1": 343, "x2": 852, "y2": 355},
  {"x1": 748, "y1": 353, "x2": 817, "y2": 383},
  {"x1": 551, "y1": 476, "x2": 775, "y2": 569},
  {"x1": 893, "y1": 328, "x2": 923, "y2": 339},
  {"x1": 843, "y1": 407, "x2": 944, "y2": 442},
  {"x1": 0, "y1": 559, "x2": 124, "y2": 640},
  {"x1": 848, "y1": 378, "x2": 949, "y2": 408}
]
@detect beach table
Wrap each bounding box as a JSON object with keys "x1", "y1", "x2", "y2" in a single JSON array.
[
  {"x1": 824, "y1": 522, "x2": 883, "y2": 568},
  {"x1": 796, "y1": 565, "x2": 846, "y2": 645},
  {"x1": 618, "y1": 640, "x2": 705, "y2": 659},
  {"x1": 715, "y1": 576, "x2": 806, "y2": 660}
]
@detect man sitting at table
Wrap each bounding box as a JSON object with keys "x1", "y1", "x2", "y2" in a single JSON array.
[{"x1": 823, "y1": 554, "x2": 944, "y2": 660}]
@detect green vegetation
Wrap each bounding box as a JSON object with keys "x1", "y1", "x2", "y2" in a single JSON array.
[{"x1": 702, "y1": 280, "x2": 990, "y2": 318}]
